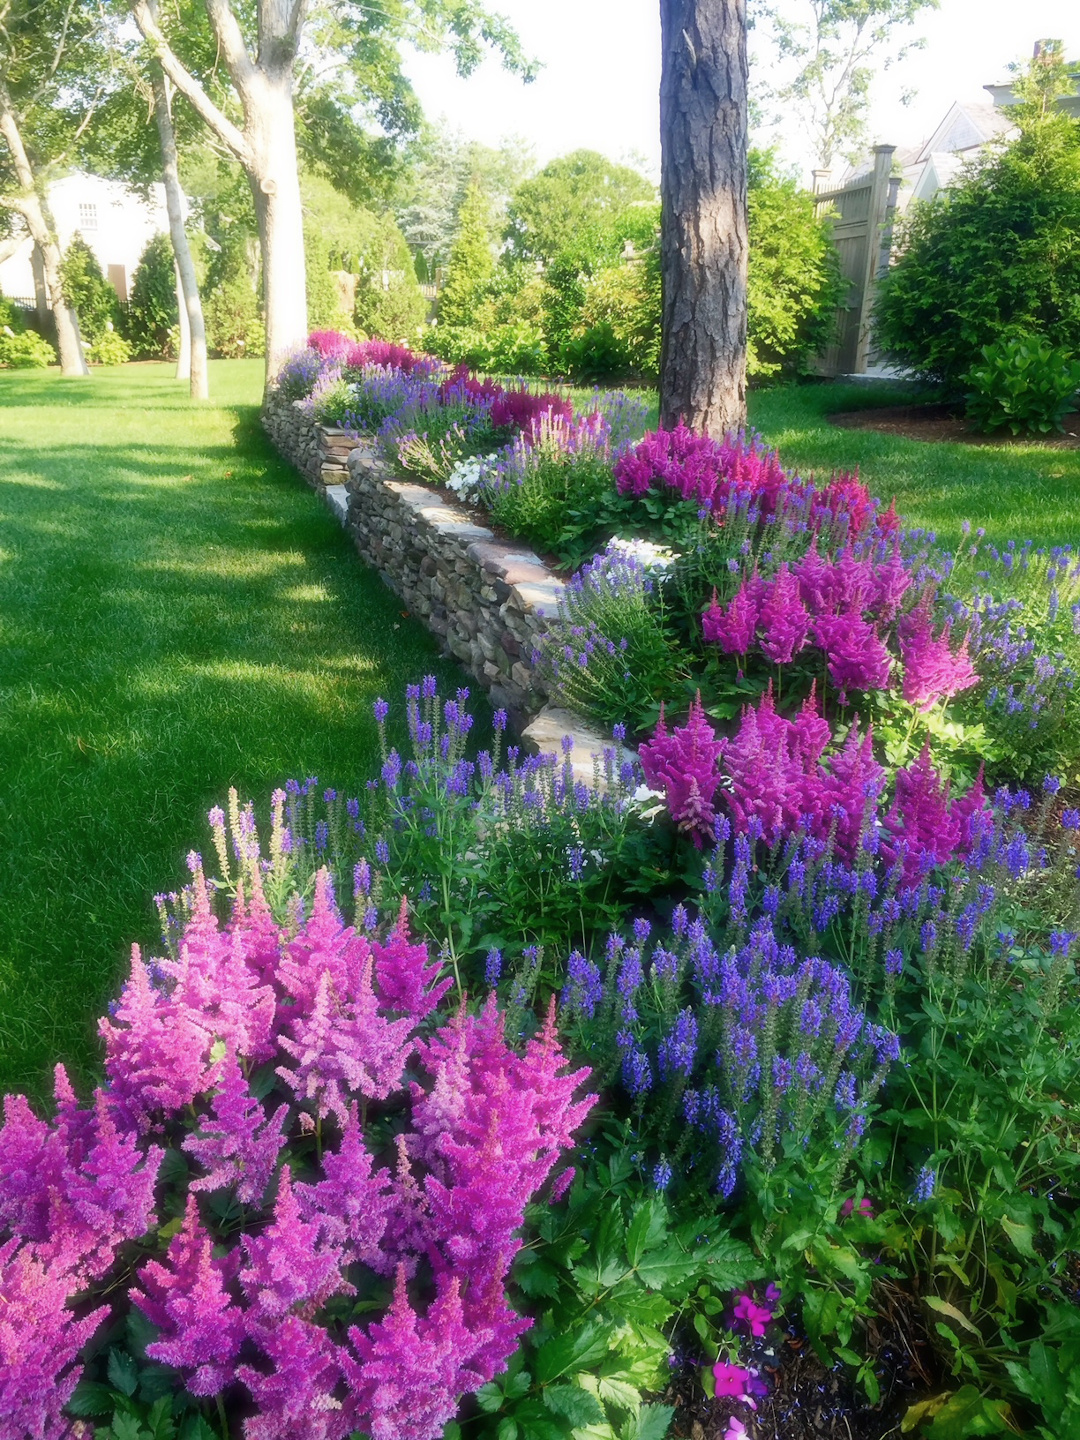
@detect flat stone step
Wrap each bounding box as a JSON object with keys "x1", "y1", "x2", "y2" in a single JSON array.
[{"x1": 325, "y1": 485, "x2": 349, "y2": 523}]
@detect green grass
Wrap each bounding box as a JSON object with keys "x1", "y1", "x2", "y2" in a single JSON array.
[
  {"x1": 0, "y1": 359, "x2": 472, "y2": 1099},
  {"x1": 748, "y1": 381, "x2": 1080, "y2": 547}
]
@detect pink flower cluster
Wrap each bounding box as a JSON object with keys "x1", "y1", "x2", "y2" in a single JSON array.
[
  {"x1": 490, "y1": 386, "x2": 574, "y2": 437},
  {"x1": 0, "y1": 861, "x2": 593, "y2": 1440},
  {"x1": 898, "y1": 595, "x2": 978, "y2": 711},
  {"x1": 639, "y1": 692, "x2": 987, "y2": 883},
  {"x1": 306, "y1": 330, "x2": 427, "y2": 374}
]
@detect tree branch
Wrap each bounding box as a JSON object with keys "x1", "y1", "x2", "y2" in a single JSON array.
[
  {"x1": 202, "y1": 0, "x2": 259, "y2": 96},
  {"x1": 129, "y1": 0, "x2": 252, "y2": 163}
]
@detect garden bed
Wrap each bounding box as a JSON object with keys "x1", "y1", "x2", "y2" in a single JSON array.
[{"x1": 829, "y1": 401, "x2": 1080, "y2": 446}]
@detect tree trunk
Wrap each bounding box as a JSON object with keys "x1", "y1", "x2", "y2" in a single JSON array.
[
  {"x1": 247, "y1": 69, "x2": 308, "y2": 383},
  {"x1": 151, "y1": 69, "x2": 208, "y2": 399},
  {"x1": 174, "y1": 260, "x2": 191, "y2": 378},
  {"x1": 658, "y1": 0, "x2": 749, "y2": 437},
  {"x1": 0, "y1": 93, "x2": 88, "y2": 376}
]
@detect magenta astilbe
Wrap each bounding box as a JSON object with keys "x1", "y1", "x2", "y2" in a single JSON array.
[
  {"x1": 639, "y1": 695, "x2": 726, "y2": 847},
  {"x1": 371, "y1": 898, "x2": 452, "y2": 1019},
  {"x1": 307, "y1": 330, "x2": 353, "y2": 359},
  {"x1": 99, "y1": 945, "x2": 214, "y2": 1130},
  {"x1": 133, "y1": 1195, "x2": 245, "y2": 1397},
  {"x1": 276, "y1": 870, "x2": 363, "y2": 1018},
  {"x1": 815, "y1": 473, "x2": 874, "y2": 540},
  {"x1": 790, "y1": 683, "x2": 831, "y2": 764},
  {"x1": 868, "y1": 544, "x2": 911, "y2": 622},
  {"x1": 228, "y1": 874, "x2": 284, "y2": 992},
  {"x1": 813, "y1": 613, "x2": 893, "y2": 701},
  {"x1": 277, "y1": 961, "x2": 413, "y2": 1123},
  {"x1": 239, "y1": 1168, "x2": 348, "y2": 1321},
  {"x1": 183, "y1": 1051, "x2": 287, "y2": 1204},
  {"x1": 239, "y1": 1316, "x2": 349, "y2": 1440},
  {"x1": 758, "y1": 564, "x2": 811, "y2": 665},
  {"x1": 0, "y1": 1237, "x2": 107, "y2": 1440},
  {"x1": 702, "y1": 581, "x2": 760, "y2": 658},
  {"x1": 490, "y1": 387, "x2": 573, "y2": 436},
  {"x1": 899, "y1": 600, "x2": 978, "y2": 711},
  {"x1": 344, "y1": 1267, "x2": 488, "y2": 1440},
  {"x1": 614, "y1": 422, "x2": 725, "y2": 502},
  {"x1": 881, "y1": 744, "x2": 964, "y2": 887},
  {"x1": 818, "y1": 723, "x2": 886, "y2": 860},
  {"x1": 343, "y1": 339, "x2": 424, "y2": 372},
  {"x1": 0, "y1": 1095, "x2": 63, "y2": 1242},
  {"x1": 295, "y1": 1102, "x2": 392, "y2": 1268},
  {"x1": 722, "y1": 688, "x2": 811, "y2": 846}
]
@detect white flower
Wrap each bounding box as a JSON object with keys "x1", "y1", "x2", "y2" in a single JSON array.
[
  {"x1": 631, "y1": 783, "x2": 667, "y2": 822},
  {"x1": 606, "y1": 536, "x2": 681, "y2": 577}
]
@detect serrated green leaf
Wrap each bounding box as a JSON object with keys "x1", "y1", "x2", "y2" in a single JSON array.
[
  {"x1": 110, "y1": 1416, "x2": 145, "y2": 1440},
  {"x1": 625, "y1": 1199, "x2": 667, "y2": 1270},
  {"x1": 138, "y1": 1364, "x2": 178, "y2": 1405},
  {"x1": 496, "y1": 1419, "x2": 519, "y2": 1440},
  {"x1": 543, "y1": 1383, "x2": 605, "y2": 1426},
  {"x1": 622, "y1": 1403, "x2": 675, "y2": 1440},
  {"x1": 596, "y1": 1376, "x2": 642, "y2": 1411},
  {"x1": 125, "y1": 1308, "x2": 160, "y2": 1360},
  {"x1": 107, "y1": 1349, "x2": 139, "y2": 1398},
  {"x1": 477, "y1": 1381, "x2": 505, "y2": 1415},
  {"x1": 535, "y1": 1322, "x2": 614, "y2": 1385},
  {"x1": 64, "y1": 1380, "x2": 116, "y2": 1417},
  {"x1": 178, "y1": 1416, "x2": 219, "y2": 1440}
]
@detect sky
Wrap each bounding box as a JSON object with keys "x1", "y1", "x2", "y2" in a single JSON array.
[{"x1": 402, "y1": 0, "x2": 1080, "y2": 181}]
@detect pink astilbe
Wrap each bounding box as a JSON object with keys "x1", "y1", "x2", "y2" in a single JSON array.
[
  {"x1": 867, "y1": 543, "x2": 911, "y2": 622},
  {"x1": 952, "y1": 765, "x2": 992, "y2": 845},
  {"x1": 344, "y1": 1267, "x2": 488, "y2": 1440},
  {"x1": 790, "y1": 683, "x2": 831, "y2": 764},
  {"x1": 815, "y1": 473, "x2": 874, "y2": 540},
  {"x1": 881, "y1": 744, "x2": 963, "y2": 887},
  {"x1": 294, "y1": 1103, "x2": 392, "y2": 1268},
  {"x1": 818, "y1": 722, "x2": 885, "y2": 860},
  {"x1": 899, "y1": 600, "x2": 978, "y2": 711},
  {"x1": 757, "y1": 564, "x2": 811, "y2": 665},
  {"x1": 276, "y1": 961, "x2": 413, "y2": 1124},
  {"x1": 702, "y1": 582, "x2": 760, "y2": 658},
  {"x1": 276, "y1": 870, "x2": 363, "y2": 1018},
  {"x1": 371, "y1": 899, "x2": 452, "y2": 1019},
  {"x1": 639, "y1": 695, "x2": 726, "y2": 847},
  {"x1": 814, "y1": 613, "x2": 893, "y2": 701},
  {"x1": 239, "y1": 1168, "x2": 348, "y2": 1321},
  {"x1": 228, "y1": 874, "x2": 284, "y2": 992},
  {"x1": 183, "y1": 1051, "x2": 287, "y2": 1204},
  {"x1": 307, "y1": 330, "x2": 353, "y2": 359},
  {"x1": 722, "y1": 688, "x2": 814, "y2": 845},
  {"x1": 99, "y1": 945, "x2": 215, "y2": 1130},
  {"x1": 0, "y1": 1237, "x2": 107, "y2": 1440},
  {"x1": 490, "y1": 387, "x2": 573, "y2": 436},
  {"x1": 133, "y1": 1195, "x2": 244, "y2": 1397},
  {"x1": 614, "y1": 422, "x2": 725, "y2": 502},
  {"x1": 0, "y1": 1095, "x2": 64, "y2": 1241},
  {"x1": 239, "y1": 1316, "x2": 349, "y2": 1440},
  {"x1": 161, "y1": 872, "x2": 277, "y2": 1064}
]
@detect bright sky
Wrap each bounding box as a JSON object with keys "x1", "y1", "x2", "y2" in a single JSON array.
[{"x1": 403, "y1": 0, "x2": 1080, "y2": 180}]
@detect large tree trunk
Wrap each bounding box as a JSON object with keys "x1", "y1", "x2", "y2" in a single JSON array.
[
  {"x1": 247, "y1": 70, "x2": 308, "y2": 382},
  {"x1": 658, "y1": 0, "x2": 749, "y2": 437},
  {"x1": 152, "y1": 69, "x2": 208, "y2": 399},
  {"x1": 0, "y1": 91, "x2": 88, "y2": 377}
]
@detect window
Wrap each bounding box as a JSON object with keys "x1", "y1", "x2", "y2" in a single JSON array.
[{"x1": 78, "y1": 202, "x2": 98, "y2": 231}]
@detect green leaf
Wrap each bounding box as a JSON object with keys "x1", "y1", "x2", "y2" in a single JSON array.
[
  {"x1": 496, "y1": 1420, "x2": 519, "y2": 1440},
  {"x1": 65, "y1": 1381, "x2": 116, "y2": 1417},
  {"x1": 622, "y1": 1403, "x2": 675, "y2": 1440},
  {"x1": 144, "y1": 1397, "x2": 178, "y2": 1440},
  {"x1": 107, "y1": 1349, "x2": 140, "y2": 1399},
  {"x1": 178, "y1": 1417, "x2": 219, "y2": 1440},
  {"x1": 478, "y1": 1382, "x2": 506, "y2": 1415},
  {"x1": 543, "y1": 1383, "x2": 605, "y2": 1426},
  {"x1": 625, "y1": 1198, "x2": 667, "y2": 1269},
  {"x1": 110, "y1": 1416, "x2": 146, "y2": 1440},
  {"x1": 534, "y1": 1322, "x2": 614, "y2": 1385},
  {"x1": 125, "y1": 1307, "x2": 160, "y2": 1360},
  {"x1": 596, "y1": 1376, "x2": 643, "y2": 1411},
  {"x1": 922, "y1": 1386, "x2": 1014, "y2": 1438},
  {"x1": 1000, "y1": 1216, "x2": 1037, "y2": 1258},
  {"x1": 924, "y1": 1296, "x2": 982, "y2": 1339},
  {"x1": 138, "y1": 1365, "x2": 178, "y2": 1404}
]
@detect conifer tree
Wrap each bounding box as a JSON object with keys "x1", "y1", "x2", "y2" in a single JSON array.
[{"x1": 438, "y1": 183, "x2": 494, "y2": 329}]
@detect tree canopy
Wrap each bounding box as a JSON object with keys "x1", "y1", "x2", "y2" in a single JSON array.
[{"x1": 504, "y1": 149, "x2": 656, "y2": 264}]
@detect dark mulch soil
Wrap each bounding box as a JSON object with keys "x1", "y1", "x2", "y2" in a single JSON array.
[
  {"x1": 828, "y1": 403, "x2": 1080, "y2": 448},
  {"x1": 665, "y1": 1284, "x2": 939, "y2": 1440}
]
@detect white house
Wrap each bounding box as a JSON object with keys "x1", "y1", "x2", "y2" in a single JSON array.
[{"x1": 0, "y1": 172, "x2": 168, "y2": 306}]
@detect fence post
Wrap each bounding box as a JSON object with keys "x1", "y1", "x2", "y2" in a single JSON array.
[{"x1": 854, "y1": 144, "x2": 896, "y2": 373}]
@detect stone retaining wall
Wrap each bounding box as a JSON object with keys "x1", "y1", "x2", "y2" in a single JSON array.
[{"x1": 261, "y1": 393, "x2": 565, "y2": 720}]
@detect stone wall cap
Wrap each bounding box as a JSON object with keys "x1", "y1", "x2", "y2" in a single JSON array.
[
  {"x1": 522, "y1": 706, "x2": 636, "y2": 788},
  {"x1": 510, "y1": 579, "x2": 566, "y2": 614}
]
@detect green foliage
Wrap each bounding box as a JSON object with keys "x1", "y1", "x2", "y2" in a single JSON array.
[
  {"x1": 747, "y1": 150, "x2": 841, "y2": 378},
  {"x1": 203, "y1": 243, "x2": 263, "y2": 359},
  {"x1": 472, "y1": 1155, "x2": 756, "y2": 1440},
  {"x1": 964, "y1": 334, "x2": 1080, "y2": 434},
  {"x1": 125, "y1": 236, "x2": 178, "y2": 360},
  {"x1": 0, "y1": 328, "x2": 54, "y2": 367},
  {"x1": 505, "y1": 151, "x2": 656, "y2": 265},
  {"x1": 875, "y1": 104, "x2": 1080, "y2": 390},
  {"x1": 439, "y1": 182, "x2": 495, "y2": 328},
  {"x1": 353, "y1": 213, "x2": 427, "y2": 340},
  {"x1": 0, "y1": 295, "x2": 27, "y2": 331},
  {"x1": 60, "y1": 235, "x2": 120, "y2": 342},
  {"x1": 304, "y1": 223, "x2": 350, "y2": 333},
  {"x1": 85, "y1": 328, "x2": 132, "y2": 367}
]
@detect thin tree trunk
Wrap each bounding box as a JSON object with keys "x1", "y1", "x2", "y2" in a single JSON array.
[
  {"x1": 247, "y1": 70, "x2": 307, "y2": 383},
  {"x1": 150, "y1": 64, "x2": 208, "y2": 398},
  {"x1": 0, "y1": 89, "x2": 87, "y2": 376},
  {"x1": 658, "y1": 0, "x2": 749, "y2": 437},
  {"x1": 174, "y1": 259, "x2": 191, "y2": 378}
]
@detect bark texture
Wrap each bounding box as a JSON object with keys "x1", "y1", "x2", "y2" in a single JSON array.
[
  {"x1": 152, "y1": 66, "x2": 208, "y2": 399},
  {"x1": 0, "y1": 86, "x2": 87, "y2": 375},
  {"x1": 659, "y1": 0, "x2": 749, "y2": 436}
]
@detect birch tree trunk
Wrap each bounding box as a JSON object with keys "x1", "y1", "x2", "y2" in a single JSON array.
[
  {"x1": 151, "y1": 65, "x2": 208, "y2": 398},
  {"x1": 658, "y1": 0, "x2": 749, "y2": 436},
  {"x1": 130, "y1": 0, "x2": 308, "y2": 387},
  {"x1": 0, "y1": 87, "x2": 88, "y2": 376},
  {"x1": 174, "y1": 260, "x2": 191, "y2": 378}
]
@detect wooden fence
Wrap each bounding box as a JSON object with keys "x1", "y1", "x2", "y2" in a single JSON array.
[{"x1": 813, "y1": 145, "x2": 901, "y2": 376}]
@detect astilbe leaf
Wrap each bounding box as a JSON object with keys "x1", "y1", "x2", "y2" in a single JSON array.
[
  {"x1": 132, "y1": 1194, "x2": 245, "y2": 1397},
  {"x1": 182, "y1": 1050, "x2": 287, "y2": 1205},
  {"x1": 0, "y1": 1237, "x2": 107, "y2": 1440}
]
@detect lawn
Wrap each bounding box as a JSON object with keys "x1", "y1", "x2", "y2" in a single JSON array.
[
  {"x1": 750, "y1": 380, "x2": 1080, "y2": 547},
  {"x1": 0, "y1": 359, "x2": 471, "y2": 1100}
]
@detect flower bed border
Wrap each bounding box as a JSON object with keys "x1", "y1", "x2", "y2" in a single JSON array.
[{"x1": 261, "y1": 393, "x2": 626, "y2": 778}]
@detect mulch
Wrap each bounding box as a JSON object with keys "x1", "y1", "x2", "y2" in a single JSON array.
[
  {"x1": 828, "y1": 402, "x2": 1080, "y2": 448},
  {"x1": 664, "y1": 1283, "x2": 939, "y2": 1440}
]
